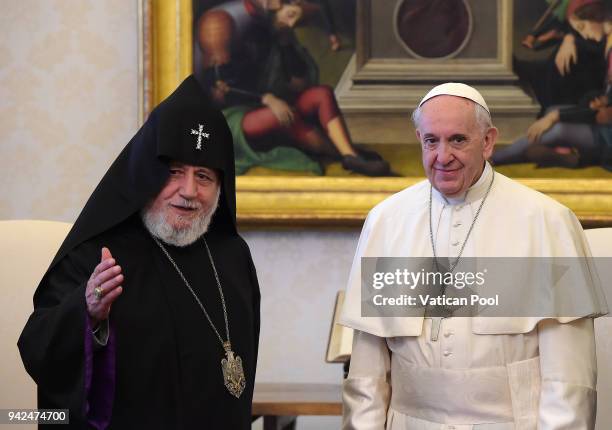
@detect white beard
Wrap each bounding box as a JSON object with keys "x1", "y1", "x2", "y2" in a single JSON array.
[{"x1": 141, "y1": 188, "x2": 220, "y2": 247}]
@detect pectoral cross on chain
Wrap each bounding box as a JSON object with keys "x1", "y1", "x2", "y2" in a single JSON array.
[
  {"x1": 191, "y1": 124, "x2": 210, "y2": 150},
  {"x1": 424, "y1": 304, "x2": 448, "y2": 341},
  {"x1": 424, "y1": 262, "x2": 451, "y2": 342},
  {"x1": 425, "y1": 287, "x2": 460, "y2": 341},
  {"x1": 429, "y1": 317, "x2": 444, "y2": 342}
]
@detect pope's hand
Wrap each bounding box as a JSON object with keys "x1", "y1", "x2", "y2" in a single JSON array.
[{"x1": 86, "y1": 247, "x2": 123, "y2": 327}]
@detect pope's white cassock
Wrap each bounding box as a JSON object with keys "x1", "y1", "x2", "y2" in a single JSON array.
[{"x1": 340, "y1": 162, "x2": 608, "y2": 429}]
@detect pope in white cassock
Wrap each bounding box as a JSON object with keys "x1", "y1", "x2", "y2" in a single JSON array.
[{"x1": 340, "y1": 83, "x2": 608, "y2": 429}]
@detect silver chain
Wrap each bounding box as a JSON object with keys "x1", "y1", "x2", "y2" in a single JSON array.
[
  {"x1": 152, "y1": 236, "x2": 231, "y2": 348},
  {"x1": 429, "y1": 169, "x2": 495, "y2": 273}
]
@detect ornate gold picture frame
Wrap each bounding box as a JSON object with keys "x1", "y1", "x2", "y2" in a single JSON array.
[{"x1": 139, "y1": 0, "x2": 612, "y2": 228}]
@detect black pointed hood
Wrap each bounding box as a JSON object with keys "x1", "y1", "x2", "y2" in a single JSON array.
[{"x1": 48, "y1": 75, "x2": 237, "y2": 270}]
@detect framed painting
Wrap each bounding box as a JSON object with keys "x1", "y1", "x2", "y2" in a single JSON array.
[{"x1": 139, "y1": 0, "x2": 612, "y2": 228}]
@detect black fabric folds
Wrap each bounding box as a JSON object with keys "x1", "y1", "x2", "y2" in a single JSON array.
[
  {"x1": 47, "y1": 75, "x2": 238, "y2": 273},
  {"x1": 18, "y1": 75, "x2": 260, "y2": 429}
]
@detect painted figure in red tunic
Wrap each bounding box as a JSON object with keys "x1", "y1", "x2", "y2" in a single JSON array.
[{"x1": 195, "y1": 0, "x2": 390, "y2": 176}]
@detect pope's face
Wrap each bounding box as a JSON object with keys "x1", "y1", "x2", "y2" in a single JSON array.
[
  {"x1": 148, "y1": 162, "x2": 220, "y2": 231},
  {"x1": 416, "y1": 95, "x2": 496, "y2": 198}
]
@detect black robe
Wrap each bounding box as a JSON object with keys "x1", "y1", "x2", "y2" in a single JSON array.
[
  {"x1": 19, "y1": 215, "x2": 259, "y2": 429},
  {"x1": 18, "y1": 75, "x2": 260, "y2": 429}
]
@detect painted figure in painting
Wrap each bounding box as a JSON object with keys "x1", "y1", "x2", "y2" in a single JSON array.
[
  {"x1": 515, "y1": 0, "x2": 607, "y2": 113},
  {"x1": 194, "y1": 0, "x2": 390, "y2": 176},
  {"x1": 492, "y1": 0, "x2": 612, "y2": 171},
  {"x1": 313, "y1": 0, "x2": 342, "y2": 51},
  {"x1": 521, "y1": 0, "x2": 566, "y2": 51}
]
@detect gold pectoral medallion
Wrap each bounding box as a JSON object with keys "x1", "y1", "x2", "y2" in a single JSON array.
[
  {"x1": 153, "y1": 237, "x2": 247, "y2": 399},
  {"x1": 221, "y1": 342, "x2": 246, "y2": 398}
]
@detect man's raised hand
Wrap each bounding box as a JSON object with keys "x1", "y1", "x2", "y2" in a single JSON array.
[{"x1": 85, "y1": 247, "x2": 123, "y2": 326}]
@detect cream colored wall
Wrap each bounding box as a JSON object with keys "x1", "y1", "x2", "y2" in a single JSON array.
[{"x1": 0, "y1": 0, "x2": 138, "y2": 222}]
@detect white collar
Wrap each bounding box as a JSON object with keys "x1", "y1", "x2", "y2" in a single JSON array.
[{"x1": 431, "y1": 161, "x2": 493, "y2": 206}]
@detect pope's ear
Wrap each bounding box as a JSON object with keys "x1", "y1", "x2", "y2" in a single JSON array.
[
  {"x1": 483, "y1": 126, "x2": 498, "y2": 159},
  {"x1": 415, "y1": 128, "x2": 422, "y2": 143}
]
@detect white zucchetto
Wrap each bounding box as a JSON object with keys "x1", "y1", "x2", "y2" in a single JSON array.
[{"x1": 419, "y1": 82, "x2": 490, "y2": 114}]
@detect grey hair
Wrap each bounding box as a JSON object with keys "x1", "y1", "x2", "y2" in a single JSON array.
[{"x1": 412, "y1": 100, "x2": 492, "y2": 134}]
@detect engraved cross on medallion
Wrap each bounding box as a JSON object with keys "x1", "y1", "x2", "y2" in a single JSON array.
[{"x1": 190, "y1": 124, "x2": 210, "y2": 150}]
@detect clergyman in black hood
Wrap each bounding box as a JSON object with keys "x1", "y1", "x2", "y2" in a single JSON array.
[{"x1": 18, "y1": 75, "x2": 260, "y2": 429}]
